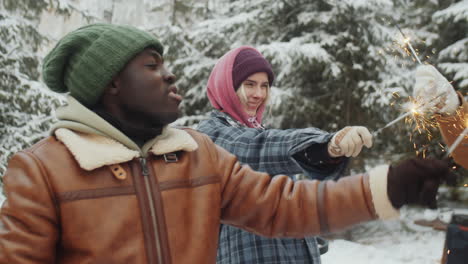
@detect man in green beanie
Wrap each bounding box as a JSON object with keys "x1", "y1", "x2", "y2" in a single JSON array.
[{"x1": 0, "y1": 23, "x2": 457, "y2": 264}]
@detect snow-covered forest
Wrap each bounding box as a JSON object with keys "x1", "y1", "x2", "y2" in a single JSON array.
[
  {"x1": 2, "y1": 0, "x2": 467, "y2": 174},
  {"x1": 1, "y1": 0, "x2": 467, "y2": 262}
]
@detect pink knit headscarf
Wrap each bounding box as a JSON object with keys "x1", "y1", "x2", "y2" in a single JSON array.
[{"x1": 206, "y1": 46, "x2": 267, "y2": 128}]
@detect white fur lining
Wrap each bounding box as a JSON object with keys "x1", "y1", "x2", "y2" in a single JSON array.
[
  {"x1": 150, "y1": 127, "x2": 198, "y2": 155},
  {"x1": 55, "y1": 128, "x2": 140, "y2": 171},
  {"x1": 55, "y1": 127, "x2": 198, "y2": 171},
  {"x1": 368, "y1": 165, "x2": 400, "y2": 220}
]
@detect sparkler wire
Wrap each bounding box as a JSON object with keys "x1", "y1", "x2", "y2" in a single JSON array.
[
  {"x1": 445, "y1": 127, "x2": 468, "y2": 157},
  {"x1": 372, "y1": 112, "x2": 412, "y2": 136},
  {"x1": 395, "y1": 24, "x2": 422, "y2": 65},
  {"x1": 372, "y1": 93, "x2": 446, "y2": 137},
  {"x1": 372, "y1": 23, "x2": 431, "y2": 137}
]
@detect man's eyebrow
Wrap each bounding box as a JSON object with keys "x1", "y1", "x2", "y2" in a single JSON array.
[{"x1": 148, "y1": 50, "x2": 163, "y2": 61}]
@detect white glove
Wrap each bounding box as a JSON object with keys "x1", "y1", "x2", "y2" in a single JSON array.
[
  {"x1": 413, "y1": 65, "x2": 459, "y2": 114},
  {"x1": 328, "y1": 126, "x2": 373, "y2": 157}
]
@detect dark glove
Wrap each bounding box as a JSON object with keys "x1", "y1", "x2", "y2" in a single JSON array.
[{"x1": 387, "y1": 158, "x2": 456, "y2": 209}]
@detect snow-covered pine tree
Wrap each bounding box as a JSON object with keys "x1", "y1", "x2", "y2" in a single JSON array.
[
  {"x1": 1, "y1": 0, "x2": 465, "y2": 179},
  {"x1": 160, "y1": 0, "x2": 466, "y2": 171},
  {"x1": 388, "y1": 0, "x2": 467, "y2": 163},
  {"x1": 433, "y1": 0, "x2": 468, "y2": 90},
  {"x1": 0, "y1": 0, "x2": 65, "y2": 180},
  {"x1": 159, "y1": 0, "x2": 418, "y2": 168}
]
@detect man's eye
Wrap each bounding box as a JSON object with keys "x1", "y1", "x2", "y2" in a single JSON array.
[{"x1": 145, "y1": 63, "x2": 158, "y2": 68}]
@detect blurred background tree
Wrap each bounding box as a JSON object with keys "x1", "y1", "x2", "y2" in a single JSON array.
[{"x1": 1, "y1": 0, "x2": 466, "y2": 194}]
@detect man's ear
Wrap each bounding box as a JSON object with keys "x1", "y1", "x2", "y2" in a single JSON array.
[{"x1": 105, "y1": 78, "x2": 120, "y2": 95}]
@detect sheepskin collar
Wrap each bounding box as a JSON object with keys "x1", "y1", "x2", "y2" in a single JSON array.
[{"x1": 55, "y1": 127, "x2": 198, "y2": 171}]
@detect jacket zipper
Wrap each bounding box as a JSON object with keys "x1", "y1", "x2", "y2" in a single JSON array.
[{"x1": 140, "y1": 157, "x2": 164, "y2": 263}]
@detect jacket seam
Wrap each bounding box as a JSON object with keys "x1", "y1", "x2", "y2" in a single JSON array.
[
  {"x1": 183, "y1": 129, "x2": 221, "y2": 182},
  {"x1": 200, "y1": 133, "x2": 226, "y2": 201},
  {"x1": 57, "y1": 186, "x2": 135, "y2": 203},
  {"x1": 317, "y1": 181, "x2": 329, "y2": 234},
  {"x1": 26, "y1": 137, "x2": 51, "y2": 152},
  {"x1": 159, "y1": 176, "x2": 220, "y2": 191},
  {"x1": 19, "y1": 151, "x2": 61, "y2": 224},
  {"x1": 361, "y1": 174, "x2": 377, "y2": 218},
  {"x1": 191, "y1": 130, "x2": 218, "y2": 163}
]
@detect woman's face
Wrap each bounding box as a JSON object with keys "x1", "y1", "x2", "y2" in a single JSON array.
[{"x1": 236, "y1": 72, "x2": 269, "y2": 116}]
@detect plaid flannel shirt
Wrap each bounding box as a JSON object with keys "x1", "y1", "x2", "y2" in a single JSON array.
[{"x1": 197, "y1": 110, "x2": 349, "y2": 264}]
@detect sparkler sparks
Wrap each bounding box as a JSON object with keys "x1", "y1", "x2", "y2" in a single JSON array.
[
  {"x1": 395, "y1": 24, "x2": 422, "y2": 65},
  {"x1": 373, "y1": 25, "x2": 437, "y2": 138},
  {"x1": 374, "y1": 19, "x2": 464, "y2": 160},
  {"x1": 405, "y1": 96, "x2": 441, "y2": 156},
  {"x1": 373, "y1": 93, "x2": 445, "y2": 137},
  {"x1": 371, "y1": 92, "x2": 455, "y2": 159},
  {"x1": 406, "y1": 95, "x2": 441, "y2": 125}
]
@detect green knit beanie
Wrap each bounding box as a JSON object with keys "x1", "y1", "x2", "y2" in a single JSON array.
[{"x1": 42, "y1": 23, "x2": 164, "y2": 106}]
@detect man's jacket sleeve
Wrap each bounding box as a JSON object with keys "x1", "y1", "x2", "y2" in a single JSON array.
[
  {"x1": 0, "y1": 151, "x2": 58, "y2": 264},
  {"x1": 437, "y1": 93, "x2": 467, "y2": 169},
  {"x1": 204, "y1": 136, "x2": 397, "y2": 238}
]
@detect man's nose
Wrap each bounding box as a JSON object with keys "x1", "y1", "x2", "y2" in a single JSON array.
[{"x1": 163, "y1": 68, "x2": 176, "y2": 84}]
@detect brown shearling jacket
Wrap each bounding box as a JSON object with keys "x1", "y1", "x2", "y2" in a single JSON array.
[
  {"x1": 438, "y1": 93, "x2": 467, "y2": 169},
  {"x1": 0, "y1": 98, "x2": 398, "y2": 264}
]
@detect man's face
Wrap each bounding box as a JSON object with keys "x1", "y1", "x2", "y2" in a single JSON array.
[{"x1": 114, "y1": 48, "x2": 182, "y2": 126}]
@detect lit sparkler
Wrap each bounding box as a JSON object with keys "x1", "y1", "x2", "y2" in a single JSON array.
[
  {"x1": 372, "y1": 111, "x2": 412, "y2": 136},
  {"x1": 395, "y1": 24, "x2": 422, "y2": 65},
  {"x1": 405, "y1": 97, "x2": 441, "y2": 158},
  {"x1": 373, "y1": 93, "x2": 445, "y2": 137},
  {"x1": 371, "y1": 25, "x2": 434, "y2": 137}
]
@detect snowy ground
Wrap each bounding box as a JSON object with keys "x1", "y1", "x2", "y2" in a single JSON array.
[{"x1": 322, "y1": 205, "x2": 468, "y2": 264}]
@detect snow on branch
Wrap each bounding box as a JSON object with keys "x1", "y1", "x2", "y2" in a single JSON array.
[{"x1": 433, "y1": 0, "x2": 468, "y2": 23}]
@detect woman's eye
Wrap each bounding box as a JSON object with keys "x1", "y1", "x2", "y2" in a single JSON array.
[{"x1": 244, "y1": 83, "x2": 254, "y2": 88}]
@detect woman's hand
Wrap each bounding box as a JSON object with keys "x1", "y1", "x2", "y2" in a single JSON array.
[{"x1": 327, "y1": 126, "x2": 373, "y2": 157}]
